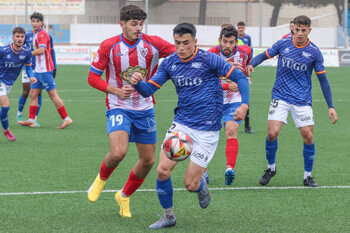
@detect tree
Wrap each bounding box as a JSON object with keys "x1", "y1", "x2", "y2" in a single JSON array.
[{"x1": 265, "y1": 0, "x2": 288, "y2": 26}]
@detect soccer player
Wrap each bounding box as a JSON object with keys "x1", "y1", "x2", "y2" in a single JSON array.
[
  {"x1": 130, "y1": 22, "x2": 249, "y2": 229},
  {"x1": 245, "y1": 15, "x2": 338, "y2": 187},
  {"x1": 282, "y1": 21, "x2": 294, "y2": 39},
  {"x1": 208, "y1": 25, "x2": 252, "y2": 185},
  {"x1": 86, "y1": 5, "x2": 175, "y2": 218},
  {"x1": 237, "y1": 21, "x2": 254, "y2": 134},
  {"x1": 215, "y1": 24, "x2": 244, "y2": 46},
  {"x1": 18, "y1": 12, "x2": 72, "y2": 129},
  {"x1": 17, "y1": 19, "x2": 57, "y2": 126},
  {"x1": 0, "y1": 27, "x2": 36, "y2": 141}
]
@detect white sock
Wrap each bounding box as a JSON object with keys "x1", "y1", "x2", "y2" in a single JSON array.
[
  {"x1": 268, "y1": 164, "x2": 276, "y2": 171},
  {"x1": 63, "y1": 116, "x2": 70, "y2": 121},
  {"x1": 304, "y1": 171, "x2": 312, "y2": 180},
  {"x1": 121, "y1": 190, "x2": 128, "y2": 197},
  {"x1": 17, "y1": 111, "x2": 22, "y2": 116},
  {"x1": 164, "y1": 207, "x2": 175, "y2": 219}
]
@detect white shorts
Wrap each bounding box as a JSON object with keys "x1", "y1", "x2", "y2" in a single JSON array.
[
  {"x1": 162, "y1": 121, "x2": 219, "y2": 168},
  {"x1": 22, "y1": 70, "x2": 31, "y2": 83},
  {"x1": 0, "y1": 82, "x2": 13, "y2": 96},
  {"x1": 267, "y1": 99, "x2": 314, "y2": 128}
]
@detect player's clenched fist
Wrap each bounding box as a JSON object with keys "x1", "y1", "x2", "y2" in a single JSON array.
[{"x1": 130, "y1": 72, "x2": 143, "y2": 85}]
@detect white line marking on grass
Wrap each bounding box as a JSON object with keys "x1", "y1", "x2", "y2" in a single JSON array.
[{"x1": 1, "y1": 186, "x2": 350, "y2": 196}]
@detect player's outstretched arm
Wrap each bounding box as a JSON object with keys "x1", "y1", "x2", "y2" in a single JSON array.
[
  {"x1": 245, "y1": 52, "x2": 270, "y2": 76},
  {"x1": 317, "y1": 73, "x2": 337, "y2": 124}
]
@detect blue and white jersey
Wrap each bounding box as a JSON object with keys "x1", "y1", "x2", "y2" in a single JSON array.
[
  {"x1": 146, "y1": 47, "x2": 245, "y2": 131},
  {"x1": 0, "y1": 44, "x2": 32, "y2": 85},
  {"x1": 265, "y1": 36, "x2": 325, "y2": 106},
  {"x1": 24, "y1": 30, "x2": 35, "y2": 68},
  {"x1": 238, "y1": 34, "x2": 252, "y2": 47}
]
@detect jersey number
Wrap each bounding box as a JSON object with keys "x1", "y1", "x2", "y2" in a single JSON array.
[
  {"x1": 271, "y1": 99, "x2": 279, "y2": 108},
  {"x1": 110, "y1": 114, "x2": 123, "y2": 127}
]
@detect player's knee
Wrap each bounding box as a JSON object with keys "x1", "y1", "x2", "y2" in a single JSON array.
[
  {"x1": 267, "y1": 132, "x2": 278, "y2": 141},
  {"x1": 22, "y1": 90, "x2": 30, "y2": 98},
  {"x1": 108, "y1": 150, "x2": 127, "y2": 164},
  {"x1": 156, "y1": 166, "x2": 171, "y2": 181},
  {"x1": 302, "y1": 133, "x2": 313, "y2": 144},
  {"x1": 140, "y1": 157, "x2": 155, "y2": 169},
  {"x1": 184, "y1": 180, "x2": 197, "y2": 192}
]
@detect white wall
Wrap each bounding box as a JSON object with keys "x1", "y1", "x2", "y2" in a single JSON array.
[{"x1": 70, "y1": 24, "x2": 337, "y2": 49}]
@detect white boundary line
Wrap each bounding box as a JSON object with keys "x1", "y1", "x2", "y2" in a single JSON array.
[{"x1": 1, "y1": 185, "x2": 350, "y2": 196}]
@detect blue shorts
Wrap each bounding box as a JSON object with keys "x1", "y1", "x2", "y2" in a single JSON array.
[
  {"x1": 222, "y1": 102, "x2": 243, "y2": 125},
  {"x1": 31, "y1": 71, "x2": 56, "y2": 91},
  {"x1": 106, "y1": 108, "x2": 157, "y2": 144}
]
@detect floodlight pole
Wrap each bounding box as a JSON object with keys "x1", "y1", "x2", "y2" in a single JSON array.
[
  {"x1": 345, "y1": 0, "x2": 349, "y2": 49},
  {"x1": 25, "y1": 0, "x2": 28, "y2": 30},
  {"x1": 145, "y1": 0, "x2": 149, "y2": 34},
  {"x1": 259, "y1": 0, "x2": 262, "y2": 47}
]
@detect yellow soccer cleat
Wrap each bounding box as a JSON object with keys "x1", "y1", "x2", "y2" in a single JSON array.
[
  {"x1": 88, "y1": 174, "x2": 106, "y2": 202},
  {"x1": 115, "y1": 190, "x2": 132, "y2": 218}
]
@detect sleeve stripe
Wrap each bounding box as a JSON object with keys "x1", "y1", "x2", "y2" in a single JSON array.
[
  {"x1": 316, "y1": 70, "x2": 326, "y2": 75},
  {"x1": 149, "y1": 80, "x2": 161, "y2": 88},
  {"x1": 90, "y1": 65, "x2": 104, "y2": 75},
  {"x1": 25, "y1": 63, "x2": 32, "y2": 66},
  {"x1": 39, "y1": 45, "x2": 47, "y2": 48},
  {"x1": 225, "y1": 66, "x2": 235, "y2": 78},
  {"x1": 265, "y1": 50, "x2": 271, "y2": 58}
]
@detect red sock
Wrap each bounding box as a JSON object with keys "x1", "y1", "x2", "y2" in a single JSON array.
[
  {"x1": 99, "y1": 159, "x2": 118, "y2": 180},
  {"x1": 226, "y1": 138, "x2": 239, "y2": 169},
  {"x1": 57, "y1": 106, "x2": 68, "y2": 119},
  {"x1": 29, "y1": 105, "x2": 38, "y2": 120},
  {"x1": 122, "y1": 169, "x2": 144, "y2": 197}
]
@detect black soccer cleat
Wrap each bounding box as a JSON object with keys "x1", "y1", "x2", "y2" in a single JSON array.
[
  {"x1": 303, "y1": 176, "x2": 318, "y2": 187},
  {"x1": 245, "y1": 126, "x2": 254, "y2": 134},
  {"x1": 259, "y1": 168, "x2": 276, "y2": 185}
]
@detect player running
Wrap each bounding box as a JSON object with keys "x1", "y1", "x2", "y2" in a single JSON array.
[
  {"x1": 246, "y1": 15, "x2": 338, "y2": 187},
  {"x1": 87, "y1": 5, "x2": 175, "y2": 218},
  {"x1": 208, "y1": 25, "x2": 252, "y2": 185},
  {"x1": 0, "y1": 27, "x2": 36, "y2": 141},
  {"x1": 18, "y1": 12, "x2": 72, "y2": 129},
  {"x1": 130, "y1": 22, "x2": 249, "y2": 229}
]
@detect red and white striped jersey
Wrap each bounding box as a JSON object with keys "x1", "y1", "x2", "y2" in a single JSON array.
[
  {"x1": 90, "y1": 34, "x2": 175, "y2": 110},
  {"x1": 33, "y1": 28, "x2": 55, "y2": 73},
  {"x1": 208, "y1": 44, "x2": 251, "y2": 104}
]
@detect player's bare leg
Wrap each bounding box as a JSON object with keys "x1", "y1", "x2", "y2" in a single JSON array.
[
  {"x1": 88, "y1": 131, "x2": 129, "y2": 202},
  {"x1": 185, "y1": 161, "x2": 210, "y2": 208},
  {"x1": 47, "y1": 88, "x2": 72, "y2": 129},
  {"x1": 116, "y1": 143, "x2": 155, "y2": 217}
]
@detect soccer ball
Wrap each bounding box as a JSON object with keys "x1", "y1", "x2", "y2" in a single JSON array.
[{"x1": 162, "y1": 131, "x2": 193, "y2": 162}]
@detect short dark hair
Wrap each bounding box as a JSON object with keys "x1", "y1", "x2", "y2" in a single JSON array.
[
  {"x1": 221, "y1": 23, "x2": 233, "y2": 29},
  {"x1": 290, "y1": 20, "x2": 294, "y2": 24},
  {"x1": 120, "y1": 5, "x2": 147, "y2": 22},
  {"x1": 30, "y1": 12, "x2": 44, "y2": 22},
  {"x1": 220, "y1": 25, "x2": 238, "y2": 40},
  {"x1": 13, "y1": 27, "x2": 26, "y2": 35},
  {"x1": 173, "y1": 22, "x2": 196, "y2": 38},
  {"x1": 293, "y1": 15, "x2": 311, "y2": 27},
  {"x1": 237, "y1": 21, "x2": 245, "y2": 27}
]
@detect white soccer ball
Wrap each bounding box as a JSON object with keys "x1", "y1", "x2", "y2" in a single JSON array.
[{"x1": 162, "y1": 131, "x2": 193, "y2": 162}]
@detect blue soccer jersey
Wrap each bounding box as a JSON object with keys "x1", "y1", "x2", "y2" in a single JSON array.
[
  {"x1": 265, "y1": 37, "x2": 325, "y2": 106},
  {"x1": 238, "y1": 34, "x2": 252, "y2": 47},
  {"x1": 0, "y1": 44, "x2": 32, "y2": 85},
  {"x1": 135, "y1": 47, "x2": 249, "y2": 131}
]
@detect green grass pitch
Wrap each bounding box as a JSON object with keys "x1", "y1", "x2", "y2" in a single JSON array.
[{"x1": 1, "y1": 65, "x2": 349, "y2": 232}]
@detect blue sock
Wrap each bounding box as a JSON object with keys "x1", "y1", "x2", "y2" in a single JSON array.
[
  {"x1": 303, "y1": 142, "x2": 315, "y2": 172},
  {"x1": 266, "y1": 138, "x2": 278, "y2": 165},
  {"x1": 18, "y1": 96, "x2": 27, "y2": 113},
  {"x1": 195, "y1": 178, "x2": 204, "y2": 192},
  {"x1": 156, "y1": 177, "x2": 173, "y2": 209},
  {"x1": 1, "y1": 107, "x2": 10, "y2": 130},
  {"x1": 36, "y1": 95, "x2": 42, "y2": 117}
]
